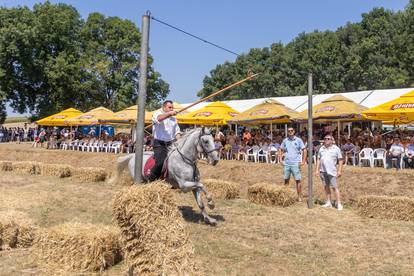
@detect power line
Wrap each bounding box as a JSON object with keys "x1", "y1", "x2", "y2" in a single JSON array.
[
  {"x1": 150, "y1": 15, "x2": 309, "y2": 77},
  {"x1": 150, "y1": 16, "x2": 240, "y2": 57}
]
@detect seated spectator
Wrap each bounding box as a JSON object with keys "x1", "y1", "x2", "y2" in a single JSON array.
[
  {"x1": 341, "y1": 138, "x2": 355, "y2": 165},
  {"x1": 268, "y1": 139, "x2": 280, "y2": 163},
  {"x1": 387, "y1": 137, "x2": 404, "y2": 170},
  {"x1": 403, "y1": 137, "x2": 414, "y2": 169},
  {"x1": 242, "y1": 129, "x2": 252, "y2": 144},
  {"x1": 214, "y1": 138, "x2": 223, "y2": 157}
]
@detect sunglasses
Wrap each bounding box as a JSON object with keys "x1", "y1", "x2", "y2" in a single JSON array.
[
  {"x1": 324, "y1": 137, "x2": 332, "y2": 140},
  {"x1": 288, "y1": 130, "x2": 294, "y2": 132}
]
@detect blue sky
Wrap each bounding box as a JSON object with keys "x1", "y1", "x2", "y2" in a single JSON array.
[{"x1": 1, "y1": 0, "x2": 409, "y2": 116}]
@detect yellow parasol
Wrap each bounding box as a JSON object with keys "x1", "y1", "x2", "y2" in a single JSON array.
[
  {"x1": 103, "y1": 102, "x2": 185, "y2": 125},
  {"x1": 362, "y1": 90, "x2": 414, "y2": 123},
  {"x1": 146, "y1": 102, "x2": 186, "y2": 124},
  {"x1": 36, "y1": 108, "x2": 83, "y2": 126},
  {"x1": 299, "y1": 95, "x2": 368, "y2": 122},
  {"x1": 65, "y1": 106, "x2": 114, "y2": 126},
  {"x1": 230, "y1": 99, "x2": 300, "y2": 125},
  {"x1": 176, "y1": 101, "x2": 239, "y2": 125}
]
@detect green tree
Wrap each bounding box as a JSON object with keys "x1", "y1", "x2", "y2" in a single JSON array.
[
  {"x1": 199, "y1": 3, "x2": 414, "y2": 100},
  {"x1": 0, "y1": 2, "x2": 169, "y2": 120}
]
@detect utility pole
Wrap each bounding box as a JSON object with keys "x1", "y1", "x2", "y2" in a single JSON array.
[
  {"x1": 134, "y1": 11, "x2": 150, "y2": 183},
  {"x1": 307, "y1": 73, "x2": 313, "y2": 208}
]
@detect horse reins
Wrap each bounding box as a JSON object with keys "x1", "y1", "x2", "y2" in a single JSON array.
[{"x1": 174, "y1": 129, "x2": 217, "y2": 181}]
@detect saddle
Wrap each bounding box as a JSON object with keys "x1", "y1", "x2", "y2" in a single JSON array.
[{"x1": 143, "y1": 155, "x2": 169, "y2": 180}]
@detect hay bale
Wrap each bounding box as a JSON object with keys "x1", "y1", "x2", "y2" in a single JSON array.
[
  {"x1": 34, "y1": 223, "x2": 122, "y2": 272},
  {"x1": 112, "y1": 181, "x2": 197, "y2": 275},
  {"x1": 11, "y1": 161, "x2": 40, "y2": 175},
  {"x1": 71, "y1": 167, "x2": 107, "y2": 182},
  {"x1": 203, "y1": 178, "x2": 240, "y2": 199},
  {"x1": 248, "y1": 182, "x2": 297, "y2": 207},
  {"x1": 39, "y1": 163, "x2": 72, "y2": 178},
  {"x1": 0, "y1": 211, "x2": 37, "y2": 249},
  {"x1": 356, "y1": 195, "x2": 414, "y2": 221},
  {"x1": 0, "y1": 161, "x2": 12, "y2": 172}
]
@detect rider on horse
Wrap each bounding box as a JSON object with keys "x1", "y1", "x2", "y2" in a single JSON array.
[{"x1": 148, "y1": 100, "x2": 182, "y2": 182}]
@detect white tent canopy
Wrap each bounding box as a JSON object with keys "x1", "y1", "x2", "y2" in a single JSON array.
[{"x1": 181, "y1": 87, "x2": 414, "y2": 113}]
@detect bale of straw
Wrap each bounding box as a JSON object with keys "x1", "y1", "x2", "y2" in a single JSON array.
[
  {"x1": 0, "y1": 161, "x2": 12, "y2": 172},
  {"x1": 356, "y1": 195, "x2": 414, "y2": 221},
  {"x1": 248, "y1": 182, "x2": 297, "y2": 207},
  {"x1": 0, "y1": 211, "x2": 36, "y2": 249},
  {"x1": 71, "y1": 167, "x2": 107, "y2": 182},
  {"x1": 39, "y1": 163, "x2": 72, "y2": 178},
  {"x1": 109, "y1": 171, "x2": 134, "y2": 186},
  {"x1": 11, "y1": 161, "x2": 41, "y2": 175},
  {"x1": 112, "y1": 181, "x2": 197, "y2": 275},
  {"x1": 203, "y1": 178, "x2": 240, "y2": 199},
  {"x1": 34, "y1": 223, "x2": 122, "y2": 272}
]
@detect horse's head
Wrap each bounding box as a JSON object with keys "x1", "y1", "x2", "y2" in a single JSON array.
[{"x1": 197, "y1": 127, "x2": 219, "y2": 166}]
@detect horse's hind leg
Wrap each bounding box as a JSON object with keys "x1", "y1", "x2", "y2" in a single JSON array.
[{"x1": 192, "y1": 188, "x2": 217, "y2": 226}]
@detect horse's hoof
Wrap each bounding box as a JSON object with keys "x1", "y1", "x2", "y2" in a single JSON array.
[
  {"x1": 207, "y1": 200, "x2": 215, "y2": 210},
  {"x1": 204, "y1": 216, "x2": 217, "y2": 226}
]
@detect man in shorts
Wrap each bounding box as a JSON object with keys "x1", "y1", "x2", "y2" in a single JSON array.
[
  {"x1": 280, "y1": 127, "x2": 307, "y2": 201},
  {"x1": 315, "y1": 134, "x2": 344, "y2": 210}
]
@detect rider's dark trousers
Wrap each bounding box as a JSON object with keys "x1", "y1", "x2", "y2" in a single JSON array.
[{"x1": 148, "y1": 139, "x2": 172, "y2": 181}]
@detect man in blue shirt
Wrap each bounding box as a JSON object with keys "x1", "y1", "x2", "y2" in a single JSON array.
[{"x1": 280, "y1": 127, "x2": 307, "y2": 201}]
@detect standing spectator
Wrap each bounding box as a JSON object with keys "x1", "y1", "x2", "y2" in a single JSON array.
[
  {"x1": 280, "y1": 127, "x2": 307, "y2": 202},
  {"x1": 315, "y1": 134, "x2": 344, "y2": 211},
  {"x1": 387, "y1": 137, "x2": 404, "y2": 170}
]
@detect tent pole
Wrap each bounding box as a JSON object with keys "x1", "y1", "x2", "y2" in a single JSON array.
[
  {"x1": 337, "y1": 120, "x2": 340, "y2": 144},
  {"x1": 270, "y1": 122, "x2": 273, "y2": 140},
  {"x1": 348, "y1": 122, "x2": 351, "y2": 138},
  {"x1": 284, "y1": 124, "x2": 287, "y2": 137},
  {"x1": 235, "y1": 124, "x2": 238, "y2": 136}
]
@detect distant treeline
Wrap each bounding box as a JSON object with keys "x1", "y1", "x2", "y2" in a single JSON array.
[{"x1": 199, "y1": 1, "x2": 414, "y2": 101}]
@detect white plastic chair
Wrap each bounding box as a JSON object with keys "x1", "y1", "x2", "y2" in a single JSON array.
[
  {"x1": 359, "y1": 148, "x2": 374, "y2": 167},
  {"x1": 269, "y1": 150, "x2": 278, "y2": 164},
  {"x1": 60, "y1": 141, "x2": 69, "y2": 150},
  {"x1": 390, "y1": 153, "x2": 405, "y2": 170},
  {"x1": 81, "y1": 141, "x2": 91, "y2": 152},
  {"x1": 373, "y1": 148, "x2": 387, "y2": 168},
  {"x1": 110, "y1": 141, "x2": 122, "y2": 154},
  {"x1": 69, "y1": 139, "x2": 79, "y2": 150},
  {"x1": 257, "y1": 148, "x2": 269, "y2": 163},
  {"x1": 246, "y1": 145, "x2": 260, "y2": 162},
  {"x1": 91, "y1": 141, "x2": 101, "y2": 152}
]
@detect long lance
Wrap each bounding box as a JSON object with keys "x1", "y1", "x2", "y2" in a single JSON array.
[{"x1": 145, "y1": 73, "x2": 260, "y2": 130}]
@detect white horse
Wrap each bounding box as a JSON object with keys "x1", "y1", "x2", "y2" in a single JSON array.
[{"x1": 109, "y1": 127, "x2": 220, "y2": 225}]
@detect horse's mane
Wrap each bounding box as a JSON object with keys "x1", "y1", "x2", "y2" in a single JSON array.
[{"x1": 169, "y1": 128, "x2": 201, "y2": 151}]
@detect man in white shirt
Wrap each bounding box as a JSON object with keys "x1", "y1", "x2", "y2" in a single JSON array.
[
  {"x1": 387, "y1": 137, "x2": 404, "y2": 170},
  {"x1": 315, "y1": 134, "x2": 344, "y2": 211},
  {"x1": 148, "y1": 100, "x2": 181, "y2": 181}
]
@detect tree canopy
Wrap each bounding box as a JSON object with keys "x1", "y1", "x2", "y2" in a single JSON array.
[
  {"x1": 199, "y1": 1, "x2": 414, "y2": 101},
  {"x1": 0, "y1": 2, "x2": 169, "y2": 122}
]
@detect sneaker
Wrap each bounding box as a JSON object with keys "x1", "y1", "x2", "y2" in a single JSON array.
[
  {"x1": 337, "y1": 203, "x2": 343, "y2": 211},
  {"x1": 322, "y1": 202, "x2": 332, "y2": 208}
]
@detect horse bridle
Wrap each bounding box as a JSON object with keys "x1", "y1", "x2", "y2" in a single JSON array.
[{"x1": 175, "y1": 129, "x2": 217, "y2": 165}]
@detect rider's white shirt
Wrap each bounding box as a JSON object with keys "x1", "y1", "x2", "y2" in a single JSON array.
[{"x1": 152, "y1": 109, "x2": 181, "y2": 142}]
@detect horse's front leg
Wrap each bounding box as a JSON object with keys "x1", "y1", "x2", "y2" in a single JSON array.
[
  {"x1": 198, "y1": 183, "x2": 215, "y2": 210},
  {"x1": 192, "y1": 188, "x2": 217, "y2": 226},
  {"x1": 178, "y1": 180, "x2": 214, "y2": 210}
]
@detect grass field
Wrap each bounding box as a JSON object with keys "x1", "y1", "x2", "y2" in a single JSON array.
[{"x1": 0, "y1": 143, "x2": 413, "y2": 275}]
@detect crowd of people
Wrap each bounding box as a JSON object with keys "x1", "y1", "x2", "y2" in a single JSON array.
[
  {"x1": 209, "y1": 125, "x2": 414, "y2": 170},
  {"x1": 1, "y1": 123, "x2": 414, "y2": 169}
]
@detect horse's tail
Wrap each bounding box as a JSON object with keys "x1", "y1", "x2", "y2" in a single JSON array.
[{"x1": 108, "y1": 154, "x2": 133, "y2": 184}]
